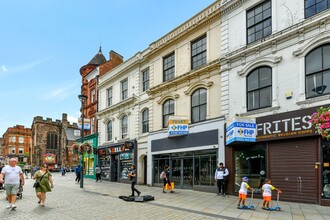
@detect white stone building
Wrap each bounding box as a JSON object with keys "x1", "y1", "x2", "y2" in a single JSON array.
[{"x1": 220, "y1": 0, "x2": 330, "y2": 205}]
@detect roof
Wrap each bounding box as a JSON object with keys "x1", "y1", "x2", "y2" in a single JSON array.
[
  {"x1": 88, "y1": 46, "x2": 107, "y2": 65},
  {"x1": 65, "y1": 128, "x2": 80, "y2": 141}
]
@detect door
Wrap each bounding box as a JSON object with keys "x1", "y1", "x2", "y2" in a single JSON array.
[
  {"x1": 170, "y1": 158, "x2": 194, "y2": 189},
  {"x1": 269, "y1": 138, "x2": 318, "y2": 203}
]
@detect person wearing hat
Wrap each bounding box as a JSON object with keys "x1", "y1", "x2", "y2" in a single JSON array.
[
  {"x1": 127, "y1": 164, "x2": 141, "y2": 197},
  {"x1": 237, "y1": 177, "x2": 254, "y2": 208},
  {"x1": 0, "y1": 158, "x2": 25, "y2": 210}
]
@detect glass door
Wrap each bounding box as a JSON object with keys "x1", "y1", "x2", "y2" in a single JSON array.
[
  {"x1": 171, "y1": 159, "x2": 181, "y2": 189},
  {"x1": 183, "y1": 158, "x2": 193, "y2": 189}
]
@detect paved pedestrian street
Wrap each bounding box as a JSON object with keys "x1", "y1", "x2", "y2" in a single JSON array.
[{"x1": 0, "y1": 172, "x2": 329, "y2": 220}]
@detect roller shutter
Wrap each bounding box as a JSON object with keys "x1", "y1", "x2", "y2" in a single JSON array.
[{"x1": 269, "y1": 138, "x2": 318, "y2": 204}]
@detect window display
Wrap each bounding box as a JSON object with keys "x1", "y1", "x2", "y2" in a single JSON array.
[{"x1": 322, "y1": 140, "x2": 330, "y2": 199}]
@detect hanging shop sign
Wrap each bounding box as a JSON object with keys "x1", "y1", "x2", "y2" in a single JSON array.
[
  {"x1": 226, "y1": 116, "x2": 256, "y2": 145},
  {"x1": 168, "y1": 116, "x2": 189, "y2": 137},
  {"x1": 78, "y1": 118, "x2": 91, "y2": 130}
]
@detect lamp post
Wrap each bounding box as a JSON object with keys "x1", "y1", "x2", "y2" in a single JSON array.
[{"x1": 78, "y1": 94, "x2": 88, "y2": 188}]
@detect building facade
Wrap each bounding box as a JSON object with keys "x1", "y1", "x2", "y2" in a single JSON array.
[
  {"x1": 146, "y1": 1, "x2": 223, "y2": 192},
  {"x1": 220, "y1": 0, "x2": 330, "y2": 205},
  {"x1": 2, "y1": 125, "x2": 31, "y2": 164}
]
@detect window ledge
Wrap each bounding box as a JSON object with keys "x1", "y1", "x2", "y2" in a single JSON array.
[
  {"x1": 240, "y1": 106, "x2": 280, "y2": 117},
  {"x1": 297, "y1": 94, "x2": 330, "y2": 105}
]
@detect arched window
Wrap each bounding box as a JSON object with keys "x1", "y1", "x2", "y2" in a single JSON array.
[
  {"x1": 121, "y1": 116, "x2": 128, "y2": 139},
  {"x1": 163, "y1": 99, "x2": 174, "y2": 128},
  {"x1": 47, "y1": 133, "x2": 58, "y2": 150},
  {"x1": 142, "y1": 109, "x2": 149, "y2": 133},
  {"x1": 107, "y1": 121, "x2": 112, "y2": 141},
  {"x1": 247, "y1": 66, "x2": 272, "y2": 111},
  {"x1": 191, "y1": 88, "x2": 207, "y2": 123},
  {"x1": 305, "y1": 44, "x2": 330, "y2": 98}
]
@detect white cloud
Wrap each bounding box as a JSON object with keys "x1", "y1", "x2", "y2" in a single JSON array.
[
  {"x1": 67, "y1": 114, "x2": 78, "y2": 123},
  {"x1": 1, "y1": 65, "x2": 8, "y2": 72}
]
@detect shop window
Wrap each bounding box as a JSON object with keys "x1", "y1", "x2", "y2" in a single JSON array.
[
  {"x1": 197, "y1": 155, "x2": 217, "y2": 186},
  {"x1": 305, "y1": 44, "x2": 330, "y2": 98},
  {"x1": 153, "y1": 159, "x2": 169, "y2": 183},
  {"x1": 191, "y1": 88, "x2": 207, "y2": 123},
  {"x1": 247, "y1": 66, "x2": 272, "y2": 111},
  {"x1": 234, "y1": 145, "x2": 266, "y2": 194},
  {"x1": 322, "y1": 140, "x2": 330, "y2": 199},
  {"x1": 163, "y1": 99, "x2": 175, "y2": 128}
]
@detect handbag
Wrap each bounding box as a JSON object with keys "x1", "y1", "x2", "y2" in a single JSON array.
[{"x1": 33, "y1": 171, "x2": 47, "y2": 188}]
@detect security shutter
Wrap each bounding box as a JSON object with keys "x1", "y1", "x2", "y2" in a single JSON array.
[{"x1": 269, "y1": 138, "x2": 318, "y2": 204}]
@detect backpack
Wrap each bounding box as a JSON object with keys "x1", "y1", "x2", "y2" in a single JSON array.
[{"x1": 160, "y1": 171, "x2": 166, "y2": 180}]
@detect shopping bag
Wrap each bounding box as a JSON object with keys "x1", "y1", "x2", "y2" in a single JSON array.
[{"x1": 166, "y1": 181, "x2": 175, "y2": 190}]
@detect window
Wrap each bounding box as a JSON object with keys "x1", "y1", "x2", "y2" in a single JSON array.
[
  {"x1": 142, "y1": 109, "x2": 149, "y2": 133},
  {"x1": 191, "y1": 88, "x2": 207, "y2": 123},
  {"x1": 10, "y1": 147, "x2": 15, "y2": 154},
  {"x1": 47, "y1": 133, "x2": 58, "y2": 149},
  {"x1": 163, "y1": 53, "x2": 175, "y2": 82},
  {"x1": 107, "y1": 121, "x2": 112, "y2": 141},
  {"x1": 142, "y1": 68, "x2": 149, "y2": 92},
  {"x1": 121, "y1": 79, "x2": 128, "y2": 100},
  {"x1": 163, "y1": 99, "x2": 175, "y2": 128},
  {"x1": 91, "y1": 89, "x2": 96, "y2": 103},
  {"x1": 19, "y1": 136, "x2": 24, "y2": 143},
  {"x1": 121, "y1": 116, "x2": 128, "y2": 139},
  {"x1": 19, "y1": 147, "x2": 24, "y2": 154},
  {"x1": 91, "y1": 117, "x2": 95, "y2": 134},
  {"x1": 107, "y1": 87, "x2": 113, "y2": 106},
  {"x1": 247, "y1": 66, "x2": 272, "y2": 111},
  {"x1": 305, "y1": 0, "x2": 330, "y2": 18},
  {"x1": 305, "y1": 44, "x2": 330, "y2": 98},
  {"x1": 9, "y1": 136, "x2": 16, "y2": 142},
  {"x1": 247, "y1": 0, "x2": 272, "y2": 44},
  {"x1": 191, "y1": 35, "x2": 207, "y2": 69}
]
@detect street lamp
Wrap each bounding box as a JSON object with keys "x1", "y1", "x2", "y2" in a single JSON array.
[{"x1": 78, "y1": 94, "x2": 88, "y2": 188}]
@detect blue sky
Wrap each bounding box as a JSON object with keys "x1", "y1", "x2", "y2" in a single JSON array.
[{"x1": 0, "y1": 0, "x2": 215, "y2": 135}]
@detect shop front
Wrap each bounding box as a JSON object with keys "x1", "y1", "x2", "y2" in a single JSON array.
[
  {"x1": 149, "y1": 118, "x2": 225, "y2": 192},
  {"x1": 98, "y1": 139, "x2": 136, "y2": 183},
  {"x1": 226, "y1": 106, "x2": 330, "y2": 206}
]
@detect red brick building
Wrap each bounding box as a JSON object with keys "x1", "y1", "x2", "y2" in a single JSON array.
[
  {"x1": 79, "y1": 47, "x2": 123, "y2": 136},
  {"x1": 2, "y1": 125, "x2": 31, "y2": 164}
]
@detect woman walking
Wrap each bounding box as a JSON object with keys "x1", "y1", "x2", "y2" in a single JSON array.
[{"x1": 33, "y1": 164, "x2": 54, "y2": 207}]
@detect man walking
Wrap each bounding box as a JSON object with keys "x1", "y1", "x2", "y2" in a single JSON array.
[
  {"x1": 215, "y1": 162, "x2": 229, "y2": 196},
  {"x1": 127, "y1": 164, "x2": 140, "y2": 197},
  {"x1": 95, "y1": 165, "x2": 102, "y2": 182},
  {"x1": 0, "y1": 158, "x2": 25, "y2": 210},
  {"x1": 75, "y1": 165, "x2": 81, "y2": 183}
]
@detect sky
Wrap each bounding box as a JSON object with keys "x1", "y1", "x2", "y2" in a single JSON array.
[{"x1": 0, "y1": 0, "x2": 215, "y2": 136}]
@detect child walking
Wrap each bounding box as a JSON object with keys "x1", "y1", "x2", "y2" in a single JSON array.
[
  {"x1": 262, "y1": 178, "x2": 282, "y2": 210},
  {"x1": 237, "y1": 177, "x2": 254, "y2": 208}
]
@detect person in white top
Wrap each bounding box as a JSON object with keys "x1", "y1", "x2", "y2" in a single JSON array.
[
  {"x1": 237, "y1": 177, "x2": 254, "y2": 208},
  {"x1": 0, "y1": 158, "x2": 25, "y2": 210},
  {"x1": 214, "y1": 162, "x2": 229, "y2": 196},
  {"x1": 262, "y1": 179, "x2": 282, "y2": 210}
]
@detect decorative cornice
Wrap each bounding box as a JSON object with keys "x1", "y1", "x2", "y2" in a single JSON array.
[
  {"x1": 97, "y1": 96, "x2": 136, "y2": 118},
  {"x1": 237, "y1": 56, "x2": 282, "y2": 77},
  {"x1": 157, "y1": 94, "x2": 180, "y2": 105},
  {"x1": 184, "y1": 81, "x2": 214, "y2": 96}
]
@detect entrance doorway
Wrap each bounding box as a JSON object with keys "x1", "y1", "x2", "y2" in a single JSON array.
[{"x1": 171, "y1": 158, "x2": 193, "y2": 189}]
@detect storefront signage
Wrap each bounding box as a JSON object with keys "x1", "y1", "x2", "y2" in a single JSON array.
[
  {"x1": 42, "y1": 153, "x2": 56, "y2": 164},
  {"x1": 226, "y1": 116, "x2": 256, "y2": 145},
  {"x1": 78, "y1": 118, "x2": 91, "y2": 130},
  {"x1": 168, "y1": 116, "x2": 189, "y2": 137},
  {"x1": 256, "y1": 107, "x2": 321, "y2": 141}
]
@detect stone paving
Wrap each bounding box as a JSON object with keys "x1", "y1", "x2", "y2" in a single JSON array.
[{"x1": 0, "y1": 172, "x2": 329, "y2": 220}]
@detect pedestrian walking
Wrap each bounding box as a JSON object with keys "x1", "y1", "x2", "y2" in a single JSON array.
[
  {"x1": 75, "y1": 165, "x2": 81, "y2": 183},
  {"x1": 33, "y1": 163, "x2": 54, "y2": 207},
  {"x1": 214, "y1": 162, "x2": 229, "y2": 196},
  {"x1": 95, "y1": 165, "x2": 102, "y2": 182},
  {"x1": 0, "y1": 158, "x2": 25, "y2": 210},
  {"x1": 61, "y1": 165, "x2": 66, "y2": 176},
  {"x1": 262, "y1": 178, "x2": 282, "y2": 210},
  {"x1": 162, "y1": 165, "x2": 174, "y2": 193},
  {"x1": 237, "y1": 177, "x2": 254, "y2": 208},
  {"x1": 127, "y1": 164, "x2": 140, "y2": 197},
  {"x1": 24, "y1": 164, "x2": 30, "y2": 179}
]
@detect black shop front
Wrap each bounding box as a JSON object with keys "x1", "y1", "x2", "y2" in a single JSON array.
[
  {"x1": 225, "y1": 106, "x2": 330, "y2": 206},
  {"x1": 97, "y1": 139, "x2": 137, "y2": 183}
]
